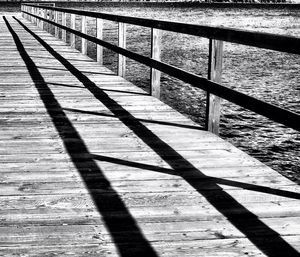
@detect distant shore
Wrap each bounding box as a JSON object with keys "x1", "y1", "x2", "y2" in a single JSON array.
[{"x1": 2, "y1": 1, "x2": 300, "y2": 10}]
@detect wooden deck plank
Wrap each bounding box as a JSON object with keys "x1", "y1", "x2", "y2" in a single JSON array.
[
  {"x1": 0, "y1": 15, "x2": 299, "y2": 257},
  {"x1": 1, "y1": 219, "x2": 300, "y2": 244},
  {"x1": 1, "y1": 236, "x2": 299, "y2": 257}
]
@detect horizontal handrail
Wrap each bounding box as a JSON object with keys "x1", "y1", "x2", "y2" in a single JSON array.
[
  {"x1": 21, "y1": 6, "x2": 300, "y2": 132},
  {"x1": 23, "y1": 3, "x2": 300, "y2": 55}
]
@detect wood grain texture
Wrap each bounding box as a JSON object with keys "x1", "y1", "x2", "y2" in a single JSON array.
[
  {"x1": 150, "y1": 28, "x2": 161, "y2": 99},
  {"x1": 54, "y1": 10, "x2": 59, "y2": 38},
  {"x1": 118, "y1": 22, "x2": 126, "y2": 77},
  {"x1": 96, "y1": 18, "x2": 104, "y2": 65},
  {"x1": 70, "y1": 13, "x2": 75, "y2": 48},
  {"x1": 81, "y1": 15, "x2": 87, "y2": 55},
  {"x1": 1, "y1": 15, "x2": 299, "y2": 257},
  {"x1": 206, "y1": 38, "x2": 223, "y2": 135},
  {"x1": 61, "y1": 11, "x2": 66, "y2": 42}
]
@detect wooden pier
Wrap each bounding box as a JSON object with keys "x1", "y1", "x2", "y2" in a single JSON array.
[{"x1": 1, "y1": 13, "x2": 300, "y2": 257}]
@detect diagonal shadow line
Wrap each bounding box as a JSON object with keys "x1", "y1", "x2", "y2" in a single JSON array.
[
  {"x1": 36, "y1": 65, "x2": 118, "y2": 75},
  {"x1": 211, "y1": 177, "x2": 300, "y2": 200},
  {"x1": 51, "y1": 84, "x2": 148, "y2": 95},
  {"x1": 97, "y1": 88, "x2": 148, "y2": 96},
  {"x1": 35, "y1": 83, "x2": 124, "y2": 91},
  {"x1": 47, "y1": 82, "x2": 87, "y2": 89},
  {"x1": 32, "y1": 55, "x2": 96, "y2": 62},
  {"x1": 90, "y1": 154, "x2": 178, "y2": 176},
  {"x1": 63, "y1": 107, "x2": 204, "y2": 130},
  {"x1": 4, "y1": 16, "x2": 159, "y2": 257},
  {"x1": 90, "y1": 154, "x2": 300, "y2": 200},
  {"x1": 15, "y1": 17, "x2": 300, "y2": 257}
]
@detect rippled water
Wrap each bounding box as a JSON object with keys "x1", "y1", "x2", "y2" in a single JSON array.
[{"x1": 2, "y1": 4, "x2": 300, "y2": 182}]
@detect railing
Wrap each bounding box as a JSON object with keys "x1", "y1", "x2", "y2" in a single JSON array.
[{"x1": 21, "y1": 4, "x2": 300, "y2": 133}]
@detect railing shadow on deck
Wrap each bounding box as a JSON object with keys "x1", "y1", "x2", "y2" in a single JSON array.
[
  {"x1": 7, "y1": 16, "x2": 300, "y2": 257},
  {"x1": 4, "y1": 16, "x2": 159, "y2": 257},
  {"x1": 36, "y1": 65, "x2": 119, "y2": 75},
  {"x1": 90, "y1": 154, "x2": 300, "y2": 201},
  {"x1": 63, "y1": 107, "x2": 204, "y2": 130},
  {"x1": 33, "y1": 56, "x2": 97, "y2": 62}
]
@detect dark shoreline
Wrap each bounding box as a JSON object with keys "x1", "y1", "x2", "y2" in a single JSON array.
[{"x1": 2, "y1": 1, "x2": 300, "y2": 10}]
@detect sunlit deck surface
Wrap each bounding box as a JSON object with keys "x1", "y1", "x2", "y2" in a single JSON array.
[{"x1": 1, "y1": 15, "x2": 300, "y2": 257}]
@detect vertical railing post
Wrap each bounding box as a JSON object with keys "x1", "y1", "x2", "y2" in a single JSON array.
[
  {"x1": 35, "y1": 7, "x2": 37, "y2": 27},
  {"x1": 50, "y1": 4, "x2": 55, "y2": 35},
  {"x1": 33, "y1": 7, "x2": 36, "y2": 25},
  {"x1": 81, "y1": 16, "x2": 87, "y2": 55},
  {"x1": 118, "y1": 22, "x2": 126, "y2": 77},
  {"x1": 31, "y1": 7, "x2": 34, "y2": 23},
  {"x1": 48, "y1": 7, "x2": 51, "y2": 33},
  {"x1": 51, "y1": 9, "x2": 54, "y2": 34},
  {"x1": 70, "y1": 13, "x2": 76, "y2": 48},
  {"x1": 49, "y1": 10, "x2": 52, "y2": 33},
  {"x1": 62, "y1": 12, "x2": 66, "y2": 42},
  {"x1": 31, "y1": 7, "x2": 34, "y2": 22},
  {"x1": 25, "y1": 6, "x2": 27, "y2": 19},
  {"x1": 96, "y1": 18, "x2": 103, "y2": 65},
  {"x1": 150, "y1": 28, "x2": 162, "y2": 99},
  {"x1": 40, "y1": 8, "x2": 43, "y2": 29},
  {"x1": 55, "y1": 10, "x2": 59, "y2": 38},
  {"x1": 43, "y1": 9, "x2": 47, "y2": 31},
  {"x1": 31, "y1": 7, "x2": 33, "y2": 23},
  {"x1": 45, "y1": 9, "x2": 48, "y2": 32},
  {"x1": 206, "y1": 39, "x2": 223, "y2": 135},
  {"x1": 29, "y1": 6, "x2": 32, "y2": 22},
  {"x1": 28, "y1": 6, "x2": 30, "y2": 20},
  {"x1": 35, "y1": 7, "x2": 38, "y2": 25},
  {"x1": 29, "y1": 6, "x2": 31, "y2": 22},
  {"x1": 36, "y1": 7, "x2": 42, "y2": 28},
  {"x1": 40, "y1": 8, "x2": 44, "y2": 30}
]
